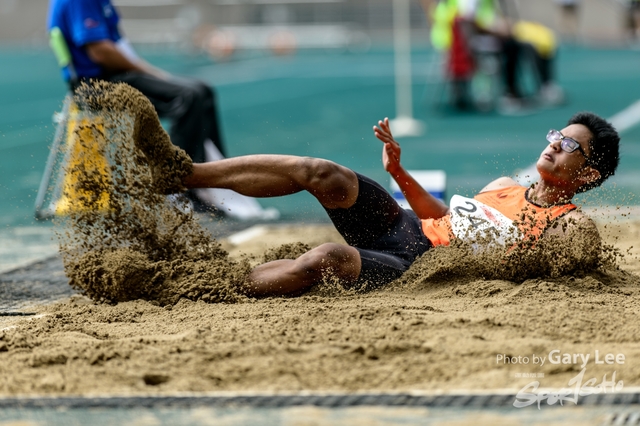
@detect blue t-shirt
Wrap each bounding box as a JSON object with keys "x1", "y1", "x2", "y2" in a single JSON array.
[{"x1": 47, "y1": 0, "x2": 121, "y2": 81}]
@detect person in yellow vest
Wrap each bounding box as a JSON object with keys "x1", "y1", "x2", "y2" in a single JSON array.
[
  {"x1": 628, "y1": 0, "x2": 640, "y2": 41},
  {"x1": 141, "y1": 110, "x2": 618, "y2": 297},
  {"x1": 554, "y1": 0, "x2": 580, "y2": 43},
  {"x1": 427, "y1": 0, "x2": 565, "y2": 113}
]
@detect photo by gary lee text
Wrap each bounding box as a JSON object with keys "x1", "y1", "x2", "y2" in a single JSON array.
[{"x1": 496, "y1": 350, "x2": 625, "y2": 369}]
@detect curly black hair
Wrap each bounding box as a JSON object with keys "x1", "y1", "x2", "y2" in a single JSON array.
[{"x1": 567, "y1": 112, "x2": 620, "y2": 193}]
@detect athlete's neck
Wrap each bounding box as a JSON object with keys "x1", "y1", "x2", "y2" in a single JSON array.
[{"x1": 526, "y1": 182, "x2": 574, "y2": 207}]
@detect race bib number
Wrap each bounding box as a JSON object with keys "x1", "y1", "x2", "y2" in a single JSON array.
[{"x1": 449, "y1": 195, "x2": 521, "y2": 247}]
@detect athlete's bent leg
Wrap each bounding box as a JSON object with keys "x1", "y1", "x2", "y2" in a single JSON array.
[
  {"x1": 183, "y1": 155, "x2": 359, "y2": 209},
  {"x1": 244, "y1": 243, "x2": 361, "y2": 297}
]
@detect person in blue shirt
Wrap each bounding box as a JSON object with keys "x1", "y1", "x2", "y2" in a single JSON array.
[{"x1": 46, "y1": 0, "x2": 227, "y2": 167}]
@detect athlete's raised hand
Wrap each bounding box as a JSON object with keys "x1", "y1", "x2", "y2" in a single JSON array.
[{"x1": 373, "y1": 117, "x2": 401, "y2": 175}]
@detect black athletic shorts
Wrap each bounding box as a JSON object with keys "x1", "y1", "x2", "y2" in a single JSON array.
[{"x1": 323, "y1": 173, "x2": 432, "y2": 290}]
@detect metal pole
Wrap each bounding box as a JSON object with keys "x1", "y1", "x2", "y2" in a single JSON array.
[
  {"x1": 394, "y1": 0, "x2": 413, "y2": 118},
  {"x1": 34, "y1": 95, "x2": 71, "y2": 220},
  {"x1": 390, "y1": 0, "x2": 425, "y2": 137}
]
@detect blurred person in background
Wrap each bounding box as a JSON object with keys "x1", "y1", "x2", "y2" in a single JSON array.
[
  {"x1": 628, "y1": 0, "x2": 640, "y2": 42},
  {"x1": 554, "y1": 0, "x2": 580, "y2": 44},
  {"x1": 427, "y1": 0, "x2": 565, "y2": 113},
  {"x1": 47, "y1": 0, "x2": 227, "y2": 210}
]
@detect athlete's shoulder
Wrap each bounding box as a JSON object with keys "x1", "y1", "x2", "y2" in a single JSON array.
[
  {"x1": 479, "y1": 177, "x2": 522, "y2": 193},
  {"x1": 544, "y1": 209, "x2": 599, "y2": 239},
  {"x1": 561, "y1": 209, "x2": 595, "y2": 227}
]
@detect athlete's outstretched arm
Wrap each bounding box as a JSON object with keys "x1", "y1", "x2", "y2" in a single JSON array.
[{"x1": 373, "y1": 118, "x2": 449, "y2": 219}]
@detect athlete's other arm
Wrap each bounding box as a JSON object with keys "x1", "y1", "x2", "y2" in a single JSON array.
[
  {"x1": 544, "y1": 209, "x2": 601, "y2": 264},
  {"x1": 373, "y1": 118, "x2": 449, "y2": 220}
]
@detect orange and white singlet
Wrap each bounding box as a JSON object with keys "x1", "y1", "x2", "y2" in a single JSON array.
[{"x1": 421, "y1": 186, "x2": 576, "y2": 247}]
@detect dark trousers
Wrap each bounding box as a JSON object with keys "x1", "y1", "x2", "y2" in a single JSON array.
[
  {"x1": 323, "y1": 173, "x2": 432, "y2": 289},
  {"x1": 503, "y1": 38, "x2": 553, "y2": 98},
  {"x1": 101, "y1": 72, "x2": 225, "y2": 163}
]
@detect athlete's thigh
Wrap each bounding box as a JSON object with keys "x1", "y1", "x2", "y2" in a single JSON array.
[{"x1": 324, "y1": 173, "x2": 402, "y2": 248}]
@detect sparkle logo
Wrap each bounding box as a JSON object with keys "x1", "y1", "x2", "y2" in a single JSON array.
[
  {"x1": 497, "y1": 350, "x2": 627, "y2": 408},
  {"x1": 84, "y1": 18, "x2": 99, "y2": 29},
  {"x1": 514, "y1": 368, "x2": 623, "y2": 409}
]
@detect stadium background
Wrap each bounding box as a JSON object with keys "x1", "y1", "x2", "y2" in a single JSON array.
[{"x1": 0, "y1": 0, "x2": 639, "y2": 266}]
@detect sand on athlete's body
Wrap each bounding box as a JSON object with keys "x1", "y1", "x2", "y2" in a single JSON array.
[{"x1": 0, "y1": 82, "x2": 638, "y2": 396}]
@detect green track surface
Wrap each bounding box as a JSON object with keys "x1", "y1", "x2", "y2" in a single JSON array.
[
  {"x1": 1, "y1": 45, "x2": 639, "y2": 229},
  {"x1": 1, "y1": 45, "x2": 639, "y2": 422}
]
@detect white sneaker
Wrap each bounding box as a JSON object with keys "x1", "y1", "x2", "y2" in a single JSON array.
[
  {"x1": 193, "y1": 188, "x2": 280, "y2": 221},
  {"x1": 538, "y1": 83, "x2": 565, "y2": 107},
  {"x1": 166, "y1": 193, "x2": 193, "y2": 214},
  {"x1": 497, "y1": 95, "x2": 530, "y2": 116}
]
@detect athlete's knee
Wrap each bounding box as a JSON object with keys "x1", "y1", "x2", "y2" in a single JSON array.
[
  {"x1": 294, "y1": 243, "x2": 360, "y2": 279},
  {"x1": 288, "y1": 245, "x2": 325, "y2": 279},
  {"x1": 296, "y1": 157, "x2": 355, "y2": 194}
]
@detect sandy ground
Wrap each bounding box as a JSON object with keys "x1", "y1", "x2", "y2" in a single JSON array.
[
  {"x1": 0, "y1": 218, "x2": 639, "y2": 397},
  {"x1": 2, "y1": 82, "x2": 637, "y2": 399}
]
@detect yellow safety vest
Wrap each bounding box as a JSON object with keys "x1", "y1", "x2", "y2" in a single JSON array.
[{"x1": 430, "y1": 0, "x2": 497, "y2": 51}]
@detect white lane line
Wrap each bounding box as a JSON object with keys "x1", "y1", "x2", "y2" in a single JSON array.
[
  {"x1": 609, "y1": 99, "x2": 640, "y2": 133},
  {"x1": 0, "y1": 227, "x2": 58, "y2": 274},
  {"x1": 226, "y1": 225, "x2": 268, "y2": 246}
]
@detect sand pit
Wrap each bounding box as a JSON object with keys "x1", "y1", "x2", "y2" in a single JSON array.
[
  {"x1": 0, "y1": 220, "x2": 639, "y2": 396},
  {"x1": 1, "y1": 81, "x2": 638, "y2": 398}
]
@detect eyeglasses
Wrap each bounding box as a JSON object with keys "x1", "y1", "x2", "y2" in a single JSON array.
[{"x1": 546, "y1": 129, "x2": 590, "y2": 162}]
